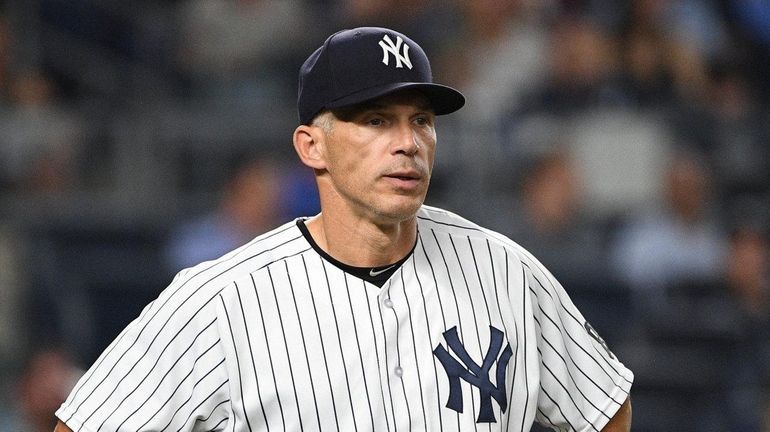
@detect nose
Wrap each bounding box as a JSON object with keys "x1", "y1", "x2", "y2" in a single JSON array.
[{"x1": 392, "y1": 121, "x2": 420, "y2": 155}]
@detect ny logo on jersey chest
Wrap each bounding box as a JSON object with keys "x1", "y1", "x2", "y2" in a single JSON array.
[{"x1": 433, "y1": 325, "x2": 512, "y2": 423}]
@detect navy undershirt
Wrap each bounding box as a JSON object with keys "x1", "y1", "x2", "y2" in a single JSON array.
[{"x1": 296, "y1": 219, "x2": 413, "y2": 287}]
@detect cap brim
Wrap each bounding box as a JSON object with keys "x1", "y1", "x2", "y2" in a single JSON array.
[{"x1": 325, "y1": 82, "x2": 465, "y2": 116}]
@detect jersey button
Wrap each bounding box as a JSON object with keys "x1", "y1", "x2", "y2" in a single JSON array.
[
  {"x1": 383, "y1": 298, "x2": 394, "y2": 308},
  {"x1": 394, "y1": 366, "x2": 403, "y2": 377}
]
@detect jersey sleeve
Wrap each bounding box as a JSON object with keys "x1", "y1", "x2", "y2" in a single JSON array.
[
  {"x1": 524, "y1": 257, "x2": 634, "y2": 431},
  {"x1": 55, "y1": 281, "x2": 232, "y2": 432}
]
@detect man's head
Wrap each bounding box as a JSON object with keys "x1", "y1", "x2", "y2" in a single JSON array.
[
  {"x1": 293, "y1": 28, "x2": 464, "y2": 224},
  {"x1": 296, "y1": 27, "x2": 464, "y2": 125}
]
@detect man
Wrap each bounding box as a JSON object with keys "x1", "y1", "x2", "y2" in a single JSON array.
[{"x1": 56, "y1": 27, "x2": 632, "y2": 431}]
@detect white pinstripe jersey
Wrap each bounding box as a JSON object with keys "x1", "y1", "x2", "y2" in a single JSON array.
[{"x1": 57, "y1": 205, "x2": 633, "y2": 432}]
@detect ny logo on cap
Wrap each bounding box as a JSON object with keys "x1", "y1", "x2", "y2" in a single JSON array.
[{"x1": 379, "y1": 34, "x2": 413, "y2": 69}]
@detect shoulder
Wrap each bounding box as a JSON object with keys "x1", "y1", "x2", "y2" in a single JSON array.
[
  {"x1": 417, "y1": 205, "x2": 542, "y2": 266},
  {"x1": 417, "y1": 205, "x2": 501, "y2": 239},
  {"x1": 165, "y1": 219, "x2": 309, "y2": 302}
]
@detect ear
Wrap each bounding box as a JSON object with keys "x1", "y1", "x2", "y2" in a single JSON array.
[{"x1": 293, "y1": 124, "x2": 327, "y2": 170}]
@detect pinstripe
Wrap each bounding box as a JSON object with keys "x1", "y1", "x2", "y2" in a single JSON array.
[
  {"x1": 448, "y1": 235, "x2": 484, "y2": 351},
  {"x1": 63, "y1": 302, "x2": 152, "y2": 421},
  {"x1": 68, "y1": 232, "x2": 302, "y2": 424},
  {"x1": 373, "y1": 286, "x2": 399, "y2": 432},
  {"x1": 469, "y1": 237, "x2": 494, "y2": 432},
  {"x1": 253, "y1": 248, "x2": 312, "y2": 275},
  {"x1": 208, "y1": 417, "x2": 228, "y2": 432},
  {"x1": 487, "y1": 244, "x2": 512, "y2": 432},
  {"x1": 234, "y1": 281, "x2": 270, "y2": 430},
  {"x1": 467, "y1": 237, "x2": 493, "y2": 323},
  {"x1": 176, "y1": 381, "x2": 231, "y2": 432},
  {"x1": 505, "y1": 315, "x2": 520, "y2": 432},
  {"x1": 530, "y1": 291, "x2": 608, "y2": 425},
  {"x1": 447, "y1": 233, "x2": 483, "y2": 427},
  {"x1": 157, "y1": 361, "x2": 228, "y2": 432},
  {"x1": 430, "y1": 228, "x2": 479, "y2": 427},
  {"x1": 531, "y1": 286, "x2": 631, "y2": 398},
  {"x1": 484, "y1": 239, "x2": 504, "y2": 331},
  {"x1": 63, "y1": 225, "x2": 297, "y2": 420},
  {"x1": 466, "y1": 237, "x2": 496, "y2": 432},
  {"x1": 342, "y1": 273, "x2": 376, "y2": 431},
  {"x1": 539, "y1": 385, "x2": 581, "y2": 432},
  {"x1": 195, "y1": 399, "x2": 230, "y2": 426},
  {"x1": 430, "y1": 229, "x2": 464, "y2": 339},
  {"x1": 385, "y1": 277, "x2": 414, "y2": 431},
  {"x1": 219, "y1": 295, "x2": 249, "y2": 432},
  {"x1": 57, "y1": 208, "x2": 633, "y2": 432},
  {"x1": 267, "y1": 266, "x2": 305, "y2": 431},
  {"x1": 531, "y1": 279, "x2": 610, "y2": 363},
  {"x1": 113, "y1": 318, "x2": 217, "y2": 430},
  {"x1": 362, "y1": 279, "x2": 393, "y2": 431},
  {"x1": 537, "y1": 407, "x2": 559, "y2": 431},
  {"x1": 535, "y1": 303, "x2": 620, "y2": 413},
  {"x1": 251, "y1": 273, "x2": 286, "y2": 430},
  {"x1": 489, "y1": 246, "x2": 517, "y2": 432},
  {"x1": 284, "y1": 260, "x2": 323, "y2": 430},
  {"x1": 398, "y1": 266, "x2": 429, "y2": 429},
  {"x1": 83, "y1": 291, "x2": 223, "y2": 429},
  {"x1": 537, "y1": 345, "x2": 608, "y2": 426},
  {"x1": 527, "y1": 270, "x2": 629, "y2": 425},
  {"x1": 418, "y1": 233, "x2": 461, "y2": 431},
  {"x1": 519, "y1": 266, "x2": 531, "y2": 432},
  {"x1": 320, "y1": 259, "x2": 359, "y2": 431},
  {"x1": 417, "y1": 215, "x2": 482, "y2": 232},
  {"x1": 134, "y1": 350, "x2": 225, "y2": 431},
  {"x1": 410, "y1": 250, "x2": 444, "y2": 431},
  {"x1": 527, "y1": 271, "x2": 633, "y2": 391},
  {"x1": 301, "y1": 255, "x2": 341, "y2": 430},
  {"x1": 417, "y1": 234, "x2": 449, "y2": 329},
  {"x1": 527, "y1": 266, "x2": 633, "y2": 386}
]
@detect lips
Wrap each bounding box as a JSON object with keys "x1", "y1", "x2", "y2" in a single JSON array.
[
  {"x1": 387, "y1": 170, "x2": 420, "y2": 181},
  {"x1": 383, "y1": 169, "x2": 424, "y2": 190}
]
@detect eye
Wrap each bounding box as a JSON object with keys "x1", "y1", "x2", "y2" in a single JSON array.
[
  {"x1": 367, "y1": 117, "x2": 385, "y2": 126},
  {"x1": 413, "y1": 115, "x2": 433, "y2": 126}
]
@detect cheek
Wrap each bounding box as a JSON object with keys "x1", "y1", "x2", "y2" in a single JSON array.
[
  {"x1": 423, "y1": 138, "x2": 437, "y2": 168},
  {"x1": 326, "y1": 146, "x2": 374, "y2": 190},
  {"x1": 421, "y1": 127, "x2": 437, "y2": 149},
  {"x1": 332, "y1": 143, "x2": 368, "y2": 172}
]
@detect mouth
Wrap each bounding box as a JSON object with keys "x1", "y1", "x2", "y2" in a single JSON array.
[
  {"x1": 383, "y1": 170, "x2": 424, "y2": 190},
  {"x1": 388, "y1": 171, "x2": 420, "y2": 181}
]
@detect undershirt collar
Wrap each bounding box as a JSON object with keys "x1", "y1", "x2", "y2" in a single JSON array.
[{"x1": 296, "y1": 219, "x2": 414, "y2": 287}]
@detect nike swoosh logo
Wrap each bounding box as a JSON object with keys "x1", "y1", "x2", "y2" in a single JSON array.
[{"x1": 369, "y1": 265, "x2": 396, "y2": 277}]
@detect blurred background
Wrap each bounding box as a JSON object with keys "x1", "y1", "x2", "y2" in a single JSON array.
[{"x1": 0, "y1": 0, "x2": 768, "y2": 431}]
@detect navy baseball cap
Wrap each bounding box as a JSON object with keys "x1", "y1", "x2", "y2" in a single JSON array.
[{"x1": 297, "y1": 27, "x2": 465, "y2": 125}]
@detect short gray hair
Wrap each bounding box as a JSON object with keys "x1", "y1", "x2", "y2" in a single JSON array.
[{"x1": 311, "y1": 111, "x2": 335, "y2": 134}]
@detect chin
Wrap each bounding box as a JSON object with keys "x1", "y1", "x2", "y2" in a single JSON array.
[{"x1": 374, "y1": 198, "x2": 424, "y2": 223}]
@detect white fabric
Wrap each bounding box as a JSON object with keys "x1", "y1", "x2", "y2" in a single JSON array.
[{"x1": 57, "y1": 205, "x2": 633, "y2": 431}]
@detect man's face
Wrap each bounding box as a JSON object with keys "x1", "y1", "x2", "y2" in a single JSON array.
[{"x1": 317, "y1": 90, "x2": 437, "y2": 224}]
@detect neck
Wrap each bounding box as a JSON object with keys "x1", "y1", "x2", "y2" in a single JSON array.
[{"x1": 304, "y1": 211, "x2": 418, "y2": 268}]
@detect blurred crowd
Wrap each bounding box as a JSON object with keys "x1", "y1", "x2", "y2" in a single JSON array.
[{"x1": 0, "y1": 1, "x2": 768, "y2": 431}]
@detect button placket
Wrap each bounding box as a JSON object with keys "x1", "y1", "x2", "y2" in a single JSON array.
[{"x1": 379, "y1": 291, "x2": 402, "y2": 379}]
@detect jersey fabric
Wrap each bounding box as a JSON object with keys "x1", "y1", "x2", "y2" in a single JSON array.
[{"x1": 56, "y1": 205, "x2": 633, "y2": 432}]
